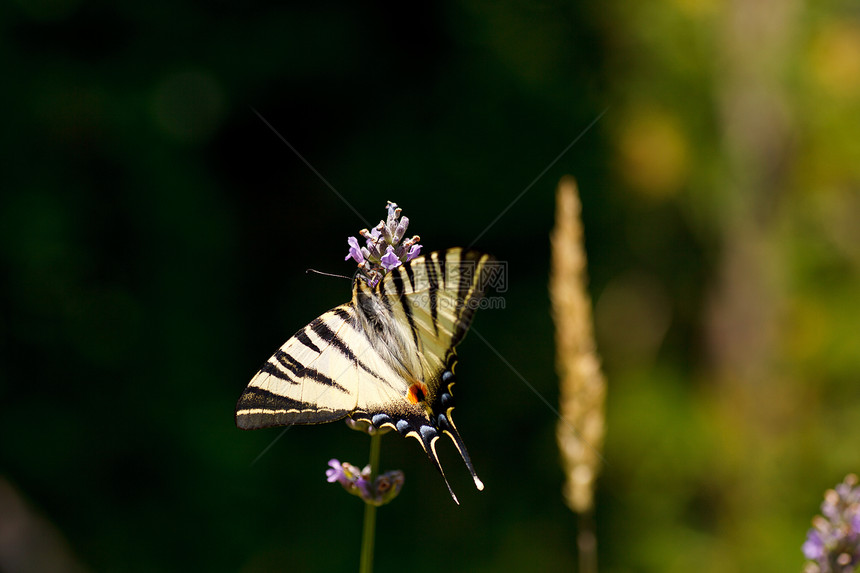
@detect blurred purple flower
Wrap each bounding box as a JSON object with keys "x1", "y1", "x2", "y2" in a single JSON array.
[
  {"x1": 326, "y1": 459, "x2": 348, "y2": 486},
  {"x1": 803, "y1": 530, "x2": 825, "y2": 561},
  {"x1": 324, "y1": 458, "x2": 404, "y2": 506},
  {"x1": 355, "y1": 476, "x2": 372, "y2": 500},
  {"x1": 803, "y1": 474, "x2": 860, "y2": 573}
]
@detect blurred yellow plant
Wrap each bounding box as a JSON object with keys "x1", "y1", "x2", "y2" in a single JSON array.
[{"x1": 551, "y1": 176, "x2": 607, "y2": 515}]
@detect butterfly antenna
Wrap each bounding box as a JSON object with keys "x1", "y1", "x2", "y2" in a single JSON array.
[
  {"x1": 305, "y1": 268, "x2": 352, "y2": 281},
  {"x1": 434, "y1": 357, "x2": 485, "y2": 492}
]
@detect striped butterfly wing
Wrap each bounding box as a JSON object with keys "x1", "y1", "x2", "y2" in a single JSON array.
[
  {"x1": 235, "y1": 305, "x2": 361, "y2": 428},
  {"x1": 235, "y1": 301, "x2": 420, "y2": 429},
  {"x1": 389, "y1": 248, "x2": 491, "y2": 373},
  {"x1": 350, "y1": 249, "x2": 494, "y2": 500}
]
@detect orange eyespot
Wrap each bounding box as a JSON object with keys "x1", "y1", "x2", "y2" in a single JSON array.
[{"x1": 406, "y1": 382, "x2": 429, "y2": 404}]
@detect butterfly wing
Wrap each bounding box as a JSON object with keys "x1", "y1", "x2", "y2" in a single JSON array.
[
  {"x1": 235, "y1": 303, "x2": 428, "y2": 429},
  {"x1": 350, "y1": 248, "x2": 494, "y2": 500},
  {"x1": 390, "y1": 248, "x2": 492, "y2": 377},
  {"x1": 235, "y1": 305, "x2": 361, "y2": 428}
]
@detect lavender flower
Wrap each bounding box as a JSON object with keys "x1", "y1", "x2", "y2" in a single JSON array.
[
  {"x1": 406, "y1": 243, "x2": 422, "y2": 261},
  {"x1": 325, "y1": 459, "x2": 404, "y2": 506},
  {"x1": 803, "y1": 474, "x2": 860, "y2": 573},
  {"x1": 326, "y1": 459, "x2": 348, "y2": 486},
  {"x1": 345, "y1": 236, "x2": 365, "y2": 264},
  {"x1": 380, "y1": 246, "x2": 402, "y2": 270},
  {"x1": 345, "y1": 201, "x2": 422, "y2": 287}
]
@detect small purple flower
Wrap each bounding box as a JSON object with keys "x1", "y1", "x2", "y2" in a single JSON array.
[
  {"x1": 405, "y1": 243, "x2": 422, "y2": 261},
  {"x1": 326, "y1": 459, "x2": 348, "y2": 486},
  {"x1": 345, "y1": 236, "x2": 365, "y2": 264},
  {"x1": 325, "y1": 458, "x2": 404, "y2": 506},
  {"x1": 380, "y1": 246, "x2": 402, "y2": 270}
]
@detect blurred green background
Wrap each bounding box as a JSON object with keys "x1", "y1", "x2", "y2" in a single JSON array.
[{"x1": 3, "y1": 1, "x2": 860, "y2": 572}]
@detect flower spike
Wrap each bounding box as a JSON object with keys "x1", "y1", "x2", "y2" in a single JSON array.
[
  {"x1": 345, "y1": 202, "x2": 422, "y2": 286},
  {"x1": 803, "y1": 474, "x2": 860, "y2": 572}
]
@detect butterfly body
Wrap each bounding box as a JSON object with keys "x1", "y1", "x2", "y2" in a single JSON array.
[{"x1": 236, "y1": 248, "x2": 493, "y2": 502}]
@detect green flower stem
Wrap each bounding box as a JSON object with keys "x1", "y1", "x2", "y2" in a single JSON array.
[{"x1": 359, "y1": 433, "x2": 382, "y2": 573}]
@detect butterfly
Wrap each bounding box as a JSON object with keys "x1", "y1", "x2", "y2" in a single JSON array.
[{"x1": 235, "y1": 248, "x2": 494, "y2": 503}]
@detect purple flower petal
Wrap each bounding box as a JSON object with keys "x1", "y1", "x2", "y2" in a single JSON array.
[
  {"x1": 345, "y1": 236, "x2": 365, "y2": 263},
  {"x1": 803, "y1": 530, "x2": 824, "y2": 560},
  {"x1": 380, "y1": 246, "x2": 402, "y2": 270},
  {"x1": 406, "y1": 243, "x2": 422, "y2": 261},
  {"x1": 326, "y1": 459, "x2": 347, "y2": 485}
]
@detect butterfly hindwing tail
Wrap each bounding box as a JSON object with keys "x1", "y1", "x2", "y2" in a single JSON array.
[{"x1": 433, "y1": 357, "x2": 484, "y2": 491}]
